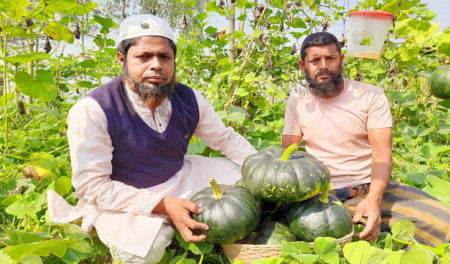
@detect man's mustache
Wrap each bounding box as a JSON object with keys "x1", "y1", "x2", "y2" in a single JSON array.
[
  {"x1": 316, "y1": 70, "x2": 333, "y2": 76},
  {"x1": 142, "y1": 72, "x2": 167, "y2": 79}
]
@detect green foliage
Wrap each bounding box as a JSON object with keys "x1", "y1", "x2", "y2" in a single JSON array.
[
  {"x1": 1, "y1": 0, "x2": 449, "y2": 263},
  {"x1": 0, "y1": 224, "x2": 109, "y2": 264}
]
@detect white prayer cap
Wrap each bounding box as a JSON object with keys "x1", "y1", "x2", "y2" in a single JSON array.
[{"x1": 118, "y1": 14, "x2": 175, "y2": 44}]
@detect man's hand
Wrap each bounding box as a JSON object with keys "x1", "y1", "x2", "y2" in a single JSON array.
[
  {"x1": 352, "y1": 197, "x2": 381, "y2": 241},
  {"x1": 154, "y1": 198, "x2": 209, "y2": 243}
]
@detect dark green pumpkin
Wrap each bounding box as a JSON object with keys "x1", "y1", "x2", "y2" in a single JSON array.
[
  {"x1": 430, "y1": 65, "x2": 450, "y2": 99},
  {"x1": 284, "y1": 194, "x2": 353, "y2": 242},
  {"x1": 244, "y1": 221, "x2": 298, "y2": 245},
  {"x1": 191, "y1": 178, "x2": 262, "y2": 244},
  {"x1": 242, "y1": 144, "x2": 331, "y2": 202}
]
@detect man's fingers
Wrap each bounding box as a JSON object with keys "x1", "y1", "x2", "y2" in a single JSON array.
[
  {"x1": 187, "y1": 218, "x2": 209, "y2": 231},
  {"x1": 357, "y1": 228, "x2": 379, "y2": 241},
  {"x1": 356, "y1": 213, "x2": 380, "y2": 241},
  {"x1": 180, "y1": 228, "x2": 207, "y2": 243},
  {"x1": 352, "y1": 210, "x2": 364, "y2": 224},
  {"x1": 183, "y1": 200, "x2": 203, "y2": 214}
]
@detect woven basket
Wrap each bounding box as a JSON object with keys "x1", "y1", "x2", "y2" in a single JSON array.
[{"x1": 222, "y1": 229, "x2": 354, "y2": 264}]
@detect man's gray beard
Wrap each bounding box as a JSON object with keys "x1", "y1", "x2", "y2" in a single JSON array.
[
  {"x1": 123, "y1": 65, "x2": 176, "y2": 102},
  {"x1": 304, "y1": 67, "x2": 343, "y2": 98}
]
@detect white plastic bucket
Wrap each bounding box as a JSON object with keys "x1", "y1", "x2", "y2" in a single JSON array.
[{"x1": 347, "y1": 10, "x2": 395, "y2": 59}]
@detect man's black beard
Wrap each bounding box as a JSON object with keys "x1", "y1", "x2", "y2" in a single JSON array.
[
  {"x1": 304, "y1": 67, "x2": 343, "y2": 98},
  {"x1": 123, "y1": 65, "x2": 176, "y2": 102}
]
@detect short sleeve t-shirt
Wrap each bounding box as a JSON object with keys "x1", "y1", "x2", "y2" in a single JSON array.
[{"x1": 283, "y1": 79, "x2": 392, "y2": 189}]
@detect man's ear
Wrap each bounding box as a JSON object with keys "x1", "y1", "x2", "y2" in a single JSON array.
[
  {"x1": 340, "y1": 53, "x2": 345, "y2": 64},
  {"x1": 117, "y1": 52, "x2": 125, "y2": 67},
  {"x1": 298, "y1": 60, "x2": 305, "y2": 72}
]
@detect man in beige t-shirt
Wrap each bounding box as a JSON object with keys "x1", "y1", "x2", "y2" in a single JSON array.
[{"x1": 282, "y1": 32, "x2": 449, "y2": 246}]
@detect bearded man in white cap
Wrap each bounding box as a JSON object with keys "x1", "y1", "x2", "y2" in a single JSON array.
[{"x1": 47, "y1": 14, "x2": 256, "y2": 263}]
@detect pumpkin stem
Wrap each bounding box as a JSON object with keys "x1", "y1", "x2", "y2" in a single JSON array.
[
  {"x1": 281, "y1": 144, "x2": 298, "y2": 161},
  {"x1": 319, "y1": 183, "x2": 332, "y2": 203},
  {"x1": 209, "y1": 178, "x2": 223, "y2": 198}
]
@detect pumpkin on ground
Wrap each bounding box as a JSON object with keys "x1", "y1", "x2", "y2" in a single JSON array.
[
  {"x1": 430, "y1": 65, "x2": 450, "y2": 99},
  {"x1": 241, "y1": 221, "x2": 298, "y2": 245},
  {"x1": 190, "y1": 178, "x2": 262, "y2": 244},
  {"x1": 242, "y1": 144, "x2": 331, "y2": 202},
  {"x1": 283, "y1": 194, "x2": 353, "y2": 242}
]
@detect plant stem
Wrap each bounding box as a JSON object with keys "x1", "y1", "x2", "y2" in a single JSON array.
[
  {"x1": 209, "y1": 178, "x2": 223, "y2": 198},
  {"x1": 1, "y1": 26, "x2": 9, "y2": 152},
  {"x1": 319, "y1": 183, "x2": 332, "y2": 203},
  {"x1": 392, "y1": 237, "x2": 436, "y2": 251},
  {"x1": 281, "y1": 144, "x2": 298, "y2": 161}
]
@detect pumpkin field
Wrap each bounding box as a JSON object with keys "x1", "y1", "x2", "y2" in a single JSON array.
[{"x1": 1, "y1": 0, "x2": 449, "y2": 263}]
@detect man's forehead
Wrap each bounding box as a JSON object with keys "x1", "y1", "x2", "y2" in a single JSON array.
[
  {"x1": 305, "y1": 44, "x2": 339, "y2": 56},
  {"x1": 129, "y1": 37, "x2": 174, "y2": 54}
]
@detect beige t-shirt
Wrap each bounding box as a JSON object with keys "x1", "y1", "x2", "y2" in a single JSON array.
[{"x1": 283, "y1": 79, "x2": 392, "y2": 189}]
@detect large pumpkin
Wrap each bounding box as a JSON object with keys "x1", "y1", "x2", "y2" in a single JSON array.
[
  {"x1": 283, "y1": 194, "x2": 353, "y2": 242},
  {"x1": 191, "y1": 178, "x2": 262, "y2": 244},
  {"x1": 242, "y1": 144, "x2": 331, "y2": 202},
  {"x1": 430, "y1": 65, "x2": 450, "y2": 99}
]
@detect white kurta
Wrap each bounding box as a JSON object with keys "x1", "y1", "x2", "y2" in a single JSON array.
[{"x1": 47, "y1": 82, "x2": 256, "y2": 258}]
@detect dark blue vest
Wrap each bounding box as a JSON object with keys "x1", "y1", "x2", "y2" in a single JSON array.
[{"x1": 89, "y1": 76, "x2": 199, "y2": 188}]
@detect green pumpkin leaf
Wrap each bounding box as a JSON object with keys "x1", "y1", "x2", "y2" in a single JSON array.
[
  {"x1": 437, "y1": 39, "x2": 450, "y2": 56},
  {"x1": 16, "y1": 254, "x2": 43, "y2": 264},
  {"x1": 168, "y1": 253, "x2": 188, "y2": 263},
  {"x1": 384, "y1": 248, "x2": 403, "y2": 264},
  {"x1": 4, "y1": 52, "x2": 50, "y2": 64},
  {"x1": 195, "y1": 12, "x2": 208, "y2": 22},
  {"x1": 422, "y1": 175, "x2": 450, "y2": 207},
  {"x1": 235, "y1": 0, "x2": 248, "y2": 8},
  {"x1": 236, "y1": 87, "x2": 250, "y2": 97},
  {"x1": 343, "y1": 241, "x2": 389, "y2": 263},
  {"x1": 2, "y1": 239, "x2": 72, "y2": 261},
  {"x1": 63, "y1": 224, "x2": 92, "y2": 243},
  {"x1": 398, "y1": 44, "x2": 420, "y2": 61},
  {"x1": 61, "y1": 248, "x2": 91, "y2": 263},
  {"x1": 205, "y1": 0, "x2": 226, "y2": 15},
  {"x1": 66, "y1": 1, "x2": 98, "y2": 16},
  {"x1": 0, "y1": 92, "x2": 14, "y2": 107},
  {"x1": 30, "y1": 0, "x2": 77, "y2": 21},
  {"x1": 30, "y1": 153, "x2": 58, "y2": 169},
  {"x1": 313, "y1": 237, "x2": 340, "y2": 264},
  {"x1": 286, "y1": 17, "x2": 307, "y2": 29},
  {"x1": 4, "y1": 230, "x2": 47, "y2": 246},
  {"x1": 187, "y1": 140, "x2": 207, "y2": 155},
  {"x1": 0, "y1": 0, "x2": 30, "y2": 20},
  {"x1": 175, "y1": 232, "x2": 213, "y2": 254},
  {"x1": 400, "y1": 245, "x2": 434, "y2": 264},
  {"x1": 188, "y1": 241, "x2": 214, "y2": 255},
  {"x1": 281, "y1": 241, "x2": 312, "y2": 255},
  {"x1": 382, "y1": 0, "x2": 401, "y2": 14},
  {"x1": 437, "y1": 125, "x2": 450, "y2": 135},
  {"x1": 176, "y1": 257, "x2": 197, "y2": 264},
  {"x1": 54, "y1": 176, "x2": 73, "y2": 197},
  {"x1": 271, "y1": 0, "x2": 284, "y2": 9},
  {"x1": 5, "y1": 193, "x2": 47, "y2": 219},
  {"x1": 43, "y1": 21, "x2": 74, "y2": 43},
  {"x1": 1, "y1": 194, "x2": 20, "y2": 207},
  {"x1": 92, "y1": 15, "x2": 118, "y2": 35},
  {"x1": 14, "y1": 70, "x2": 58, "y2": 101},
  {"x1": 391, "y1": 219, "x2": 415, "y2": 242},
  {"x1": 291, "y1": 253, "x2": 319, "y2": 263},
  {"x1": 0, "y1": 252, "x2": 13, "y2": 264},
  {"x1": 252, "y1": 257, "x2": 283, "y2": 264},
  {"x1": 205, "y1": 26, "x2": 218, "y2": 36}
]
